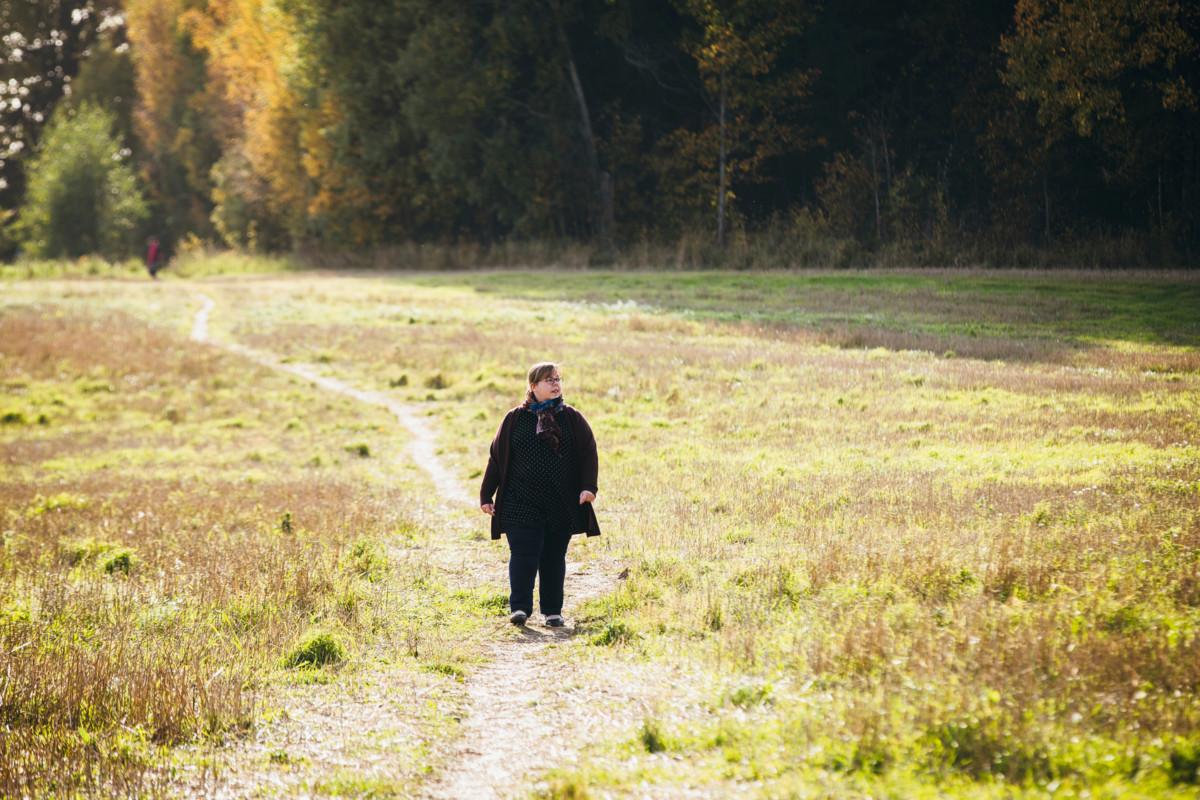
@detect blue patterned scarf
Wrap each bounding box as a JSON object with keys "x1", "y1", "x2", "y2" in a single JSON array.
[{"x1": 524, "y1": 394, "x2": 564, "y2": 452}]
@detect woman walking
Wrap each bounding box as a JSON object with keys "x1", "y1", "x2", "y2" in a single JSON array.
[{"x1": 480, "y1": 362, "x2": 600, "y2": 627}]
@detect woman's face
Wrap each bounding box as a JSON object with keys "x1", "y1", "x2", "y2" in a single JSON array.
[{"x1": 530, "y1": 371, "x2": 562, "y2": 402}]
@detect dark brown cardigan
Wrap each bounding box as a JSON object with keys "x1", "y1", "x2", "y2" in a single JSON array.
[{"x1": 480, "y1": 404, "x2": 601, "y2": 540}]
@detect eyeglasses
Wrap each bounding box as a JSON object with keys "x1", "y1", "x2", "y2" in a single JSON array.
[{"x1": 540, "y1": 376, "x2": 562, "y2": 384}]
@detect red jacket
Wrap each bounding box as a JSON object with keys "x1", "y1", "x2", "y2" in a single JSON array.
[{"x1": 480, "y1": 404, "x2": 600, "y2": 540}]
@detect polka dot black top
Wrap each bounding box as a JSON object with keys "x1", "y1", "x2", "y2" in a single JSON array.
[{"x1": 499, "y1": 408, "x2": 579, "y2": 533}]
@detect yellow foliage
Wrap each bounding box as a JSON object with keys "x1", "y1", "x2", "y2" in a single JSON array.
[
  {"x1": 125, "y1": 0, "x2": 224, "y2": 235},
  {"x1": 125, "y1": 0, "x2": 189, "y2": 157},
  {"x1": 181, "y1": 0, "x2": 309, "y2": 229}
]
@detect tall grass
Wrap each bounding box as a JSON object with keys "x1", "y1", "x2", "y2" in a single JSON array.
[
  {"x1": 0, "y1": 255, "x2": 147, "y2": 280},
  {"x1": 0, "y1": 304, "x2": 478, "y2": 796},
  {"x1": 4, "y1": 268, "x2": 1197, "y2": 795},
  {"x1": 4, "y1": 220, "x2": 1192, "y2": 280},
  {"x1": 185, "y1": 270, "x2": 1200, "y2": 794}
]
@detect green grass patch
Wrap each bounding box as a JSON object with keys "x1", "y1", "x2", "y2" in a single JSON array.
[
  {"x1": 422, "y1": 662, "x2": 466, "y2": 680},
  {"x1": 342, "y1": 538, "x2": 388, "y2": 582},
  {"x1": 282, "y1": 629, "x2": 347, "y2": 669},
  {"x1": 24, "y1": 492, "x2": 89, "y2": 516},
  {"x1": 589, "y1": 621, "x2": 637, "y2": 647},
  {"x1": 310, "y1": 771, "x2": 404, "y2": 797},
  {"x1": 60, "y1": 537, "x2": 136, "y2": 574}
]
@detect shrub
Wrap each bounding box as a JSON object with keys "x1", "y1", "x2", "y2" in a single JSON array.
[
  {"x1": 17, "y1": 104, "x2": 148, "y2": 259},
  {"x1": 100, "y1": 548, "x2": 137, "y2": 575},
  {"x1": 923, "y1": 712, "x2": 1051, "y2": 781},
  {"x1": 1169, "y1": 740, "x2": 1200, "y2": 786},
  {"x1": 476, "y1": 592, "x2": 509, "y2": 613},
  {"x1": 61, "y1": 537, "x2": 123, "y2": 567},
  {"x1": 703, "y1": 595, "x2": 723, "y2": 631},
  {"x1": 537, "y1": 777, "x2": 592, "y2": 799},
  {"x1": 210, "y1": 148, "x2": 292, "y2": 251},
  {"x1": 0, "y1": 208, "x2": 15, "y2": 260},
  {"x1": 343, "y1": 539, "x2": 388, "y2": 582},
  {"x1": 344, "y1": 442, "x2": 371, "y2": 458},
  {"x1": 423, "y1": 662, "x2": 466, "y2": 679},
  {"x1": 727, "y1": 681, "x2": 774, "y2": 709},
  {"x1": 590, "y1": 621, "x2": 635, "y2": 647},
  {"x1": 283, "y1": 629, "x2": 346, "y2": 668},
  {"x1": 639, "y1": 718, "x2": 670, "y2": 753}
]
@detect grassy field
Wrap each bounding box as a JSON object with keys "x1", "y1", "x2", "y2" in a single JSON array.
[{"x1": 2, "y1": 262, "x2": 1198, "y2": 798}]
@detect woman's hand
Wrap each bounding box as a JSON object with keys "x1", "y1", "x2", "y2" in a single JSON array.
[
  {"x1": 481, "y1": 503, "x2": 495, "y2": 515},
  {"x1": 579, "y1": 491, "x2": 596, "y2": 505}
]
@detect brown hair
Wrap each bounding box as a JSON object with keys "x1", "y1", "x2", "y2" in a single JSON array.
[{"x1": 527, "y1": 361, "x2": 560, "y2": 387}]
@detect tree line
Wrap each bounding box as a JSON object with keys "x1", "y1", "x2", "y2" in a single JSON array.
[{"x1": 1, "y1": 0, "x2": 1196, "y2": 265}]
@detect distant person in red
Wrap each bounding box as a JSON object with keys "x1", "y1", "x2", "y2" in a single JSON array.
[{"x1": 145, "y1": 236, "x2": 161, "y2": 279}]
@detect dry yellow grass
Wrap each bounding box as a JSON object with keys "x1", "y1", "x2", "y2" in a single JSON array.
[{"x1": 0, "y1": 303, "x2": 471, "y2": 796}]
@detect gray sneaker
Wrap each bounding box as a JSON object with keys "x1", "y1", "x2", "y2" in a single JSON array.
[
  {"x1": 544, "y1": 614, "x2": 565, "y2": 628},
  {"x1": 509, "y1": 610, "x2": 528, "y2": 626}
]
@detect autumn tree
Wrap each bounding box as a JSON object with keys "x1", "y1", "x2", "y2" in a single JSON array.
[
  {"x1": 125, "y1": 0, "x2": 222, "y2": 245},
  {"x1": 182, "y1": 0, "x2": 309, "y2": 248},
  {"x1": 3, "y1": 0, "x2": 1195, "y2": 261},
  {"x1": 284, "y1": 0, "x2": 624, "y2": 244},
  {"x1": 1002, "y1": 0, "x2": 1199, "y2": 237},
  {"x1": 671, "y1": 0, "x2": 813, "y2": 246},
  {"x1": 280, "y1": 0, "x2": 427, "y2": 245}
]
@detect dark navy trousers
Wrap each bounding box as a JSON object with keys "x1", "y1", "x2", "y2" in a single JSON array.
[{"x1": 504, "y1": 522, "x2": 571, "y2": 616}]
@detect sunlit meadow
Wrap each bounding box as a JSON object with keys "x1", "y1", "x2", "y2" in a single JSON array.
[{"x1": 3, "y1": 263, "x2": 1198, "y2": 797}]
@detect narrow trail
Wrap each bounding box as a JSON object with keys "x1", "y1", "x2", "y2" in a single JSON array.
[
  {"x1": 188, "y1": 291, "x2": 680, "y2": 799},
  {"x1": 191, "y1": 293, "x2": 470, "y2": 507}
]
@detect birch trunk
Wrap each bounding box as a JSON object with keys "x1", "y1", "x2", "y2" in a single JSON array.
[
  {"x1": 717, "y1": 66, "x2": 727, "y2": 248},
  {"x1": 1043, "y1": 173, "x2": 1051, "y2": 239}
]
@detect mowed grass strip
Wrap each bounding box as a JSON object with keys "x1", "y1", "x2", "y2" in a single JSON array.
[
  {"x1": 184, "y1": 271, "x2": 1200, "y2": 796},
  {"x1": 0, "y1": 305, "x2": 487, "y2": 796},
  {"x1": 409, "y1": 268, "x2": 1200, "y2": 365}
]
